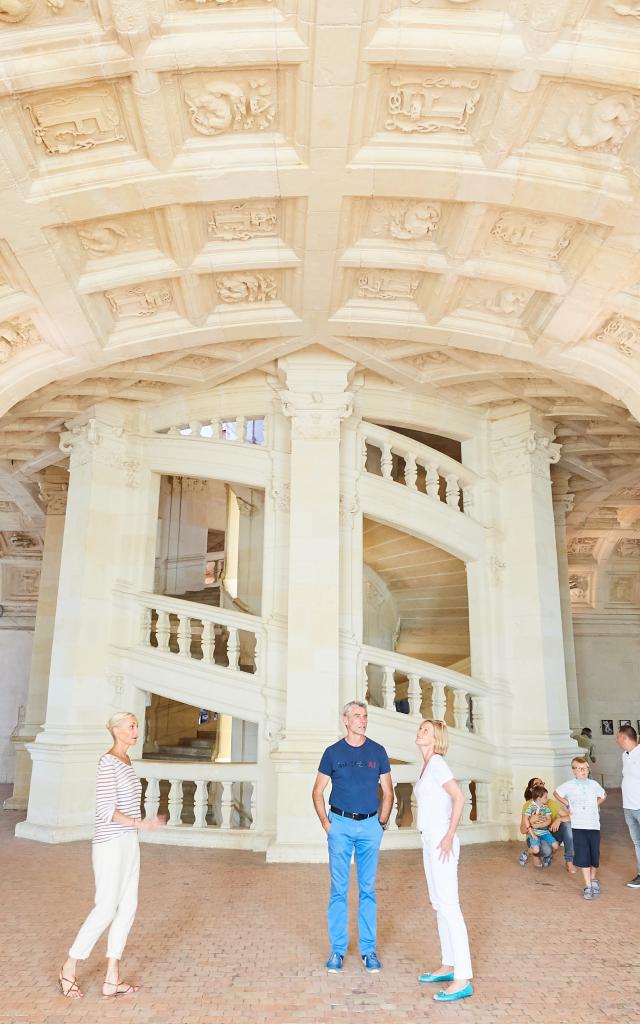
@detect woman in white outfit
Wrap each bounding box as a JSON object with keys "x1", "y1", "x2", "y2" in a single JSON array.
[
  {"x1": 58, "y1": 712, "x2": 164, "y2": 999},
  {"x1": 414, "y1": 718, "x2": 473, "y2": 1003}
]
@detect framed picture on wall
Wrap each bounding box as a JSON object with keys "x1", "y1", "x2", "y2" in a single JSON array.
[
  {"x1": 620, "y1": 719, "x2": 632, "y2": 728},
  {"x1": 601, "y1": 719, "x2": 614, "y2": 735}
]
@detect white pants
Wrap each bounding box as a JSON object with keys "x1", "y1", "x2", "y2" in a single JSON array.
[
  {"x1": 422, "y1": 835, "x2": 473, "y2": 980},
  {"x1": 69, "y1": 832, "x2": 140, "y2": 961}
]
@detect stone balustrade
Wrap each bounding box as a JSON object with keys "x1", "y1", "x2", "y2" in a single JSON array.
[
  {"x1": 379, "y1": 763, "x2": 489, "y2": 832},
  {"x1": 359, "y1": 644, "x2": 486, "y2": 736},
  {"x1": 360, "y1": 422, "x2": 479, "y2": 519},
  {"x1": 154, "y1": 415, "x2": 267, "y2": 445},
  {"x1": 137, "y1": 591, "x2": 265, "y2": 677},
  {"x1": 134, "y1": 760, "x2": 258, "y2": 840}
]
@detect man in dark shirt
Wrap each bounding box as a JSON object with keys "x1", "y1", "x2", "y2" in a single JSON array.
[{"x1": 312, "y1": 700, "x2": 393, "y2": 974}]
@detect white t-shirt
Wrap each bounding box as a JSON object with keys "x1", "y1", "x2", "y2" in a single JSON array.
[
  {"x1": 414, "y1": 754, "x2": 454, "y2": 840},
  {"x1": 622, "y1": 744, "x2": 640, "y2": 810},
  {"x1": 555, "y1": 778, "x2": 605, "y2": 830}
]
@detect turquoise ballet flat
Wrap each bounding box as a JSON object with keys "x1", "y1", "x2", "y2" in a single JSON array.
[
  {"x1": 433, "y1": 983, "x2": 474, "y2": 1002},
  {"x1": 418, "y1": 971, "x2": 454, "y2": 984}
]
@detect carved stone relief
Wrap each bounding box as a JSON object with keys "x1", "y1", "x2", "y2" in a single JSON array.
[
  {"x1": 569, "y1": 573, "x2": 591, "y2": 603},
  {"x1": 216, "y1": 272, "x2": 277, "y2": 303},
  {"x1": 536, "y1": 85, "x2": 640, "y2": 154},
  {"x1": 207, "y1": 200, "x2": 278, "y2": 241},
  {"x1": 508, "y1": 0, "x2": 567, "y2": 31},
  {"x1": 24, "y1": 85, "x2": 126, "y2": 156},
  {"x1": 408, "y1": 351, "x2": 449, "y2": 370},
  {"x1": 176, "y1": 0, "x2": 273, "y2": 6},
  {"x1": 0, "y1": 316, "x2": 41, "y2": 363},
  {"x1": 76, "y1": 214, "x2": 154, "y2": 258},
  {"x1": 615, "y1": 538, "x2": 640, "y2": 557},
  {"x1": 184, "y1": 73, "x2": 276, "y2": 137},
  {"x1": 461, "y1": 281, "x2": 532, "y2": 317},
  {"x1": 487, "y1": 211, "x2": 575, "y2": 260},
  {"x1": 384, "y1": 73, "x2": 482, "y2": 134},
  {"x1": 0, "y1": 0, "x2": 35, "y2": 21},
  {"x1": 610, "y1": 575, "x2": 635, "y2": 602},
  {"x1": 4, "y1": 565, "x2": 41, "y2": 597},
  {"x1": 356, "y1": 271, "x2": 421, "y2": 301},
  {"x1": 595, "y1": 314, "x2": 640, "y2": 356},
  {"x1": 607, "y1": 2, "x2": 640, "y2": 16},
  {"x1": 567, "y1": 536, "x2": 598, "y2": 554},
  {"x1": 106, "y1": 282, "x2": 174, "y2": 319},
  {"x1": 367, "y1": 200, "x2": 441, "y2": 242},
  {"x1": 492, "y1": 428, "x2": 561, "y2": 479},
  {"x1": 7, "y1": 532, "x2": 40, "y2": 550}
]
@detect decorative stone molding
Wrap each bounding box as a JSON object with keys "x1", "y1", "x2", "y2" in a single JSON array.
[
  {"x1": 368, "y1": 200, "x2": 441, "y2": 242},
  {"x1": 492, "y1": 428, "x2": 561, "y2": 480},
  {"x1": 595, "y1": 314, "x2": 640, "y2": 357},
  {"x1": 276, "y1": 389, "x2": 354, "y2": 441},
  {"x1": 384, "y1": 73, "x2": 481, "y2": 135},
  {"x1": 106, "y1": 282, "x2": 173, "y2": 319},
  {"x1": 207, "y1": 201, "x2": 278, "y2": 241},
  {"x1": 0, "y1": 316, "x2": 41, "y2": 363},
  {"x1": 553, "y1": 492, "x2": 575, "y2": 523},
  {"x1": 24, "y1": 85, "x2": 126, "y2": 157},
  {"x1": 39, "y1": 479, "x2": 68, "y2": 515},
  {"x1": 567, "y1": 536, "x2": 598, "y2": 555},
  {"x1": 356, "y1": 271, "x2": 420, "y2": 302},
  {"x1": 216, "y1": 272, "x2": 277, "y2": 304},
  {"x1": 184, "y1": 74, "x2": 276, "y2": 137},
  {"x1": 236, "y1": 495, "x2": 255, "y2": 517}
]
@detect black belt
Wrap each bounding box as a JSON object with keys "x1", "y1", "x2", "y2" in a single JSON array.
[{"x1": 330, "y1": 806, "x2": 377, "y2": 821}]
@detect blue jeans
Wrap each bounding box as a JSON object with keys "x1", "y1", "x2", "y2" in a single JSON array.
[
  {"x1": 554, "y1": 820, "x2": 574, "y2": 862},
  {"x1": 528, "y1": 829, "x2": 557, "y2": 850},
  {"x1": 624, "y1": 808, "x2": 640, "y2": 873},
  {"x1": 327, "y1": 812, "x2": 383, "y2": 955}
]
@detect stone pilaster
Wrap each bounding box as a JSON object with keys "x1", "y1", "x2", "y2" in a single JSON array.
[
  {"x1": 4, "y1": 470, "x2": 68, "y2": 810},
  {"x1": 16, "y1": 407, "x2": 149, "y2": 842},
  {"x1": 552, "y1": 472, "x2": 581, "y2": 734},
  {"x1": 267, "y1": 349, "x2": 356, "y2": 862},
  {"x1": 490, "y1": 412, "x2": 578, "y2": 806}
]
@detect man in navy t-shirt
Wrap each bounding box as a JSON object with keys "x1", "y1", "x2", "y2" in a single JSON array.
[{"x1": 312, "y1": 701, "x2": 393, "y2": 974}]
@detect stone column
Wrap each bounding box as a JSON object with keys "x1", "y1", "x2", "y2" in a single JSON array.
[
  {"x1": 16, "y1": 408, "x2": 148, "y2": 842},
  {"x1": 552, "y1": 472, "x2": 581, "y2": 734},
  {"x1": 4, "y1": 470, "x2": 68, "y2": 810},
  {"x1": 267, "y1": 349, "x2": 355, "y2": 862},
  {"x1": 491, "y1": 412, "x2": 578, "y2": 806}
]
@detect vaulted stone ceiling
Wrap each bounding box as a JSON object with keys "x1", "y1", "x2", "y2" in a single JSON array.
[{"x1": 1, "y1": 0, "x2": 640, "y2": 545}]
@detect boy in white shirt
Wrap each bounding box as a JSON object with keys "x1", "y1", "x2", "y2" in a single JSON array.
[{"x1": 554, "y1": 757, "x2": 606, "y2": 901}]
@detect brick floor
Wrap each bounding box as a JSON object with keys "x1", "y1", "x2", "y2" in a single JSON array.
[{"x1": 2, "y1": 786, "x2": 640, "y2": 1024}]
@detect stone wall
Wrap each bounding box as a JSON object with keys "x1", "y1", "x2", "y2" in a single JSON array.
[{"x1": 0, "y1": 630, "x2": 33, "y2": 783}]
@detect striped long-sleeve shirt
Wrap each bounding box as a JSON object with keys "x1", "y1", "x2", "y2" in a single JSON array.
[{"x1": 94, "y1": 753, "x2": 142, "y2": 844}]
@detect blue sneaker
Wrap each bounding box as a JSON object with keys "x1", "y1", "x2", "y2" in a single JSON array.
[
  {"x1": 326, "y1": 952, "x2": 344, "y2": 973},
  {"x1": 433, "y1": 983, "x2": 473, "y2": 1002},
  {"x1": 361, "y1": 951, "x2": 382, "y2": 973},
  {"x1": 591, "y1": 879, "x2": 601, "y2": 895},
  {"x1": 518, "y1": 851, "x2": 528, "y2": 866}
]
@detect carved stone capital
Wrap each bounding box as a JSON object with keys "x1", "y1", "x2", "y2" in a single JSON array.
[
  {"x1": 277, "y1": 390, "x2": 355, "y2": 441},
  {"x1": 492, "y1": 428, "x2": 561, "y2": 480},
  {"x1": 59, "y1": 418, "x2": 138, "y2": 485},
  {"x1": 38, "y1": 479, "x2": 68, "y2": 516}
]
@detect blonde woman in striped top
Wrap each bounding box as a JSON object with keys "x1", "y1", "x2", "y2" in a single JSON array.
[{"x1": 58, "y1": 711, "x2": 164, "y2": 999}]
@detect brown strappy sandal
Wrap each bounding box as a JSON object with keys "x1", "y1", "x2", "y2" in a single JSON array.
[
  {"x1": 58, "y1": 969, "x2": 83, "y2": 999},
  {"x1": 102, "y1": 981, "x2": 140, "y2": 999}
]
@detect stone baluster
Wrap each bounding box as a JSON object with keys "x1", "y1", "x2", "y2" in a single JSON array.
[
  {"x1": 156, "y1": 610, "x2": 170, "y2": 651},
  {"x1": 220, "y1": 782, "x2": 233, "y2": 829},
  {"x1": 202, "y1": 620, "x2": 215, "y2": 663},
  {"x1": 475, "y1": 782, "x2": 489, "y2": 824},
  {"x1": 410, "y1": 791, "x2": 418, "y2": 830},
  {"x1": 145, "y1": 777, "x2": 160, "y2": 819},
  {"x1": 431, "y1": 681, "x2": 446, "y2": 720},
  {"x1": 193, "y1": 780, "x2": 208, "y2": 828},
  {"x1": 386, "y1": 787, "x2": 399, "y2": 831},
  {"x1": 381, "y1": 443, "x2": 393, "y2": 480},
  {"x1": 253, "y1": 633, "x2": 261, "y2": 675},
  {"x1": 235, "y1": 415, "x2": 246, "y2": 442},
  {"x1": 426, "y1": 463, "x2": 440, "y2": 499},
  {"x1": 249, "y1": 783, "x2": 257, "y2": 830},
  {"x1": 446, "y1": 474, "x2": 460, "y2": 509},
  {"x1": 453, "y1": 689, "x2": 469, "y2": 730},
  {"x1": 361, "y1": 434, "x2": 369, "y2": 471},
  {"x1": 471, "y1": 696, "x2": 483, "y2": 736},
  {"x1": 381, "y1": 665, "x2": 395, "y2": 711},
  {"x1": 189, "y1": 420, "x2": 203, "y2": 437},
  {"x1": 227, "y1": 627, "x2": 240, "y2": 670},
  {"x1": 177, "y1": 614, "x2": 191, "y2": 658},
  {"x1": 167, "y1": 779, "x2": 183, "y2": 827},
  {"x1": 209, "y1": 420, "x2": 221, "y2": 441},
  {"x1": 360, "y1": 660, "x2": 369, "y2": 702},
  {"x1": 404, "y1": 453, "x2": 418, "y2": 490},
  {"x1": 408, "y1": 673, "x2": 422, "y2": 717},
  {"x1": 463, "y1": 485, "x2": 475, "y2": 520},
  {"x1": 140, "y1": 604, "x2": 151, "y2": 646},
  {"x1": 460, "y1": 781, "x2": 472, "y2": 826}
]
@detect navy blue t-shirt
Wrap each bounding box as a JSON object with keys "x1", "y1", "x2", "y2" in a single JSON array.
[{"x1": 318, "y1": 737, "x2": 391, "y2": 815}]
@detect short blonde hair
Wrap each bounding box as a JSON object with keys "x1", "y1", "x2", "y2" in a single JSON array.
[
  {"x1": 106, "y1": 711, "x2": 138, "y2": 737},
  {"x1": 421, "y1": 719, "x2": 448, "y2": 756},
  {"x1": 571, "y1": 756, "x2": 589, "y2": 768}
]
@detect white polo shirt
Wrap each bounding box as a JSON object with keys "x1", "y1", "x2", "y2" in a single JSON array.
[{"x1": 622, "y1": 744, "x2": 640, "y2": 810}]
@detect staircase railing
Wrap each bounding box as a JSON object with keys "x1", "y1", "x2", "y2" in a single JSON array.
[
  {"x1": 360, "y1": 422, "x2": 480, "y2": 520},
  {"x1": 387, "y1": 763, "x2": 490, "y2": 833},
  {"x1": 135, "y1": 759, "x2": 258, "y2": 835},
  {"x1": 359, "y1": 644, "x2": 488, "y2": 737},
  {"x1": 136, "y1": 591, "x2": 265, "y2": 677}
]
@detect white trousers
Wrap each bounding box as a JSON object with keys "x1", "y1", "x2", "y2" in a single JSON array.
[
  {"x1": 69, "y1": 832, "x2": 140, "y2": 961},
  {"x1": 422, "y1": 835, "x2": 473, "y2": 980}
]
